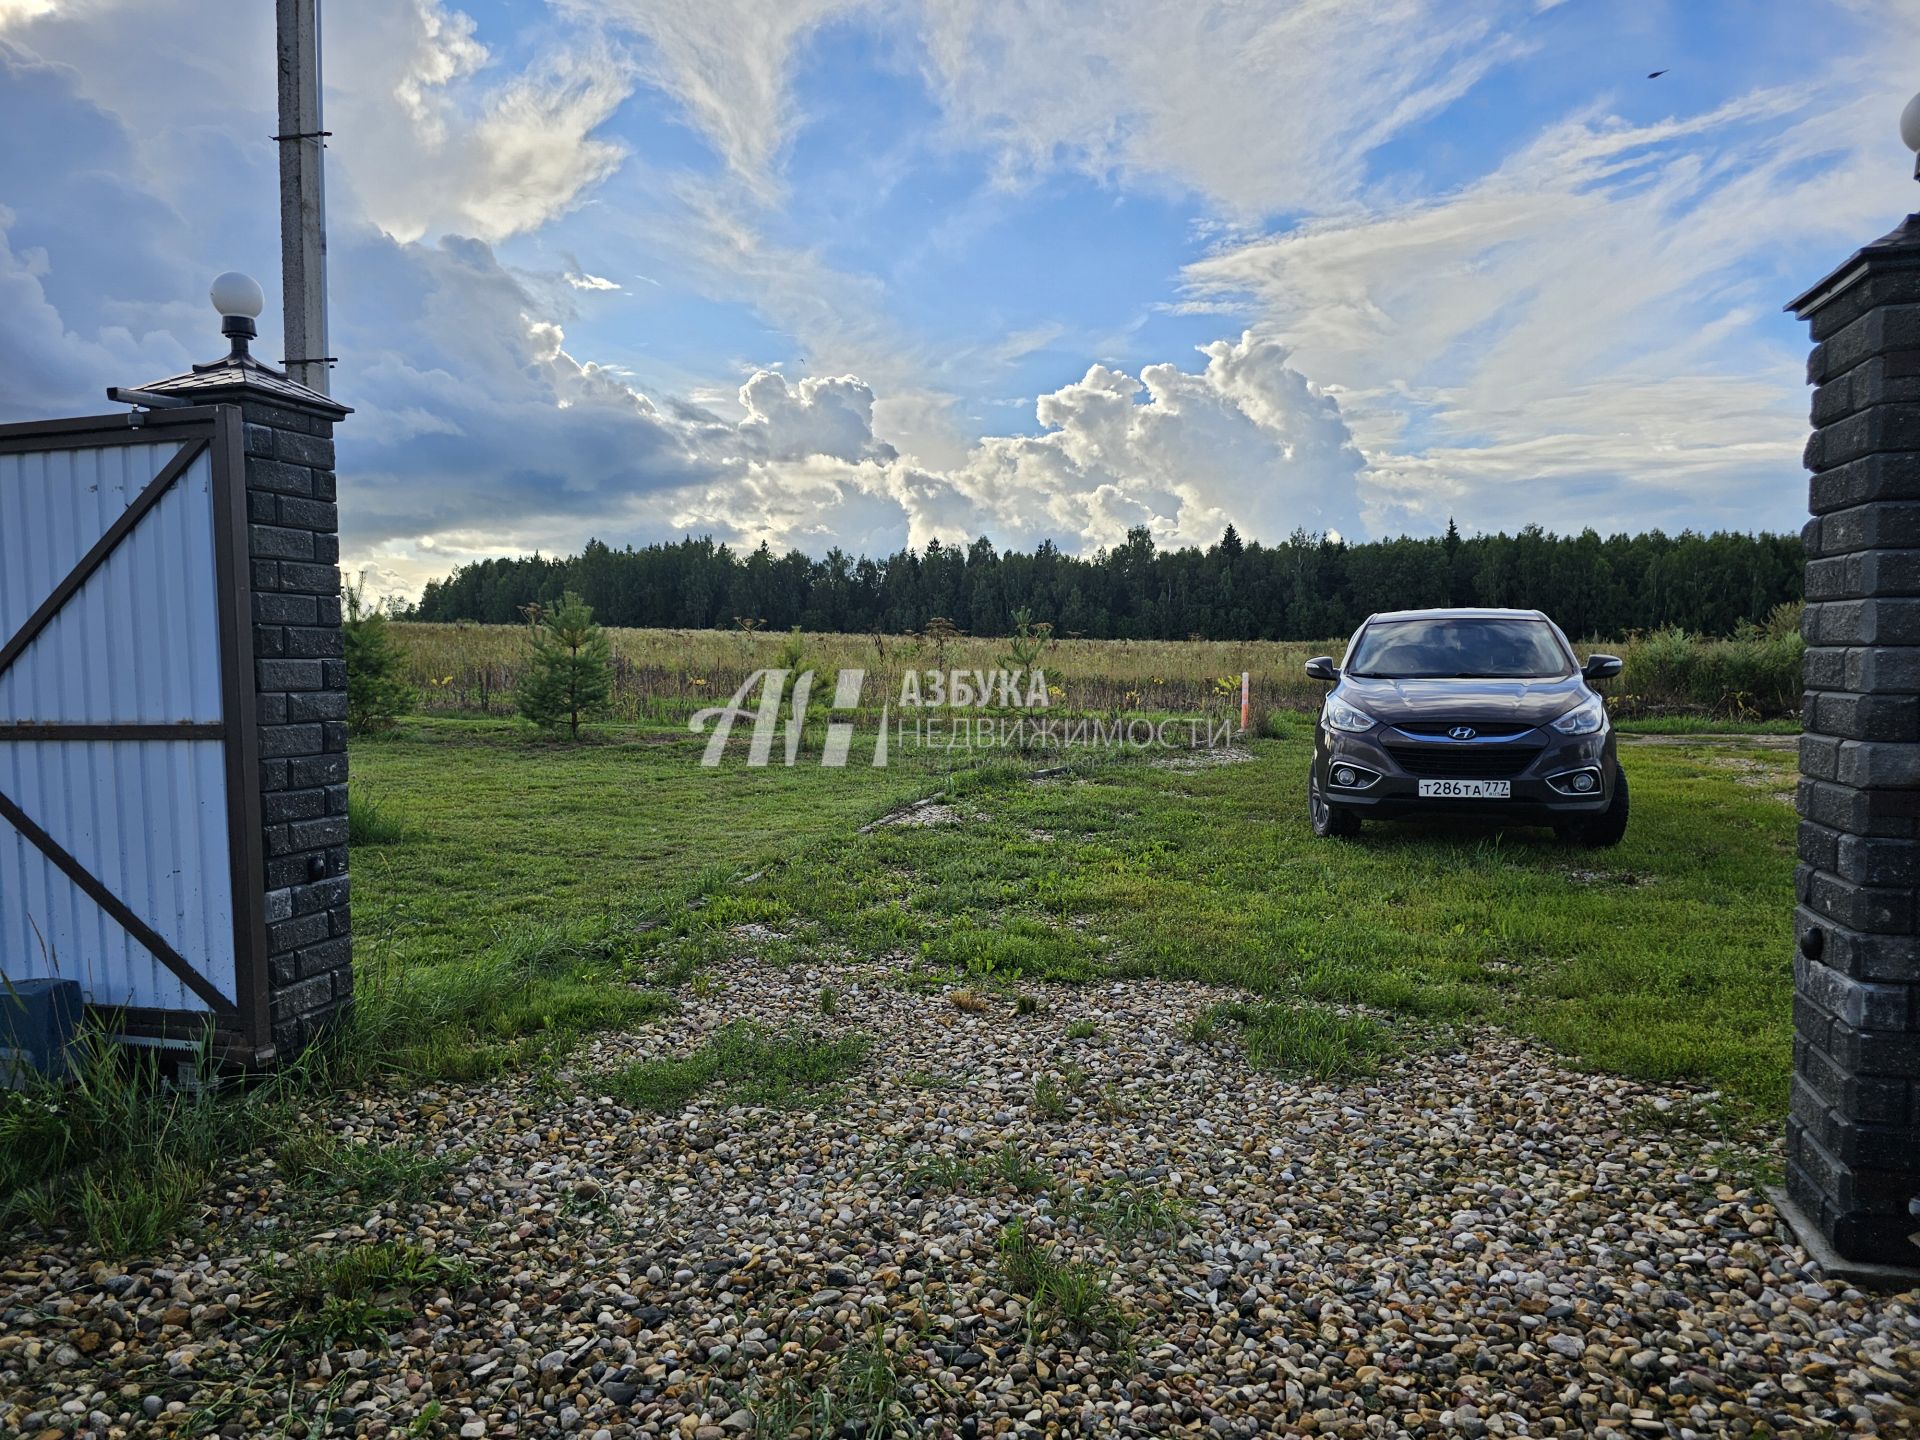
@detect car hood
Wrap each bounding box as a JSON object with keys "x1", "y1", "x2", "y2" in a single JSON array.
[{"x1": 1338, "y1": 673, "x2": 1587, "y2": 726}]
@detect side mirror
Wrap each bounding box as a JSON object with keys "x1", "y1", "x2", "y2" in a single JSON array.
[
  {"x1": 1583, "y1": 653, "x2": 1623, "y2": 681},
  {"x1": 1304, "y1": 656, "x2": 1339, "y2": 683}
]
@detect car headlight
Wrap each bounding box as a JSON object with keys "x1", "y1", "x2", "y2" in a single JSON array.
[
  {"x1": 1322, "y1": 694, "x2": 1375, "y2": 733},
  {"x1": 1550, "y1": 694, "x2": 1607, "y2": 735}
]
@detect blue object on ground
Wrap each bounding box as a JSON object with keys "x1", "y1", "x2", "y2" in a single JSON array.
[{"x1": 0, "y1": 977, "x2": 84, "y2": 1085}]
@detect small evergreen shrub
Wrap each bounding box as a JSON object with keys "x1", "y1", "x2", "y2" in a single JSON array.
[
  {"x1": 343, "y1": 578, "x2": 416, "y2": 732},
  {"x1": 515, "y1": 592, "x2": 613, "y2": 739}
]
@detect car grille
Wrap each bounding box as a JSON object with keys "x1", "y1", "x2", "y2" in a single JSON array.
[
  {"x1": 1383, "y1": 742, "x2": 1544, "y2": 779},
  {"x1": 1393, "y1": 720, "x2": 1534, "y2": 739}
]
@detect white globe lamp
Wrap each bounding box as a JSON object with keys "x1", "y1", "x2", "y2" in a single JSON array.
[
  {"x1": 208, "y1": 271, "x2": 266, "y2": 361},
  {"x1": 209, "y1": 271, "x2": 265, "y2": 321}
]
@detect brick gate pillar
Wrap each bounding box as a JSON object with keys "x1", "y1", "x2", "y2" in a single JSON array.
[
  {"x1": 1784, "y1": 146, "x2": 1920, "y2": 1265},
  {"x1": 136, "y1": 273, "x2": 355, "y2": 1056}
]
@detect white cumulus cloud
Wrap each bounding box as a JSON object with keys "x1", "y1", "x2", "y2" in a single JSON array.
[
  {"x1": 328, "y1": 2, "x2": 631, "y2": 243},
  {"x1": 888, "y1": 333, "x2": 1364, "y2": 552}
]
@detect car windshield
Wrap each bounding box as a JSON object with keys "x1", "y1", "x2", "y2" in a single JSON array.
[{"x1": 1345, "y1": 617, "x2": 1570, "y2": 680}]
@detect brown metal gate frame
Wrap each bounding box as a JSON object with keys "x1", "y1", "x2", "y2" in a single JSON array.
[{"x1": 0, "y1": 405, "x2": 272, "y2": 1060}]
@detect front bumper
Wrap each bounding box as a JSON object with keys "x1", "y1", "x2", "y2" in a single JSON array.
[{"x1": 1317, "y1": 724, "x2": 1613, "y2": 823}]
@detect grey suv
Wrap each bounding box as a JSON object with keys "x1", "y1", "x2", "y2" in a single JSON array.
[{"x1": 1304, "y1": 608, "x2": 1627, "y2": 846}]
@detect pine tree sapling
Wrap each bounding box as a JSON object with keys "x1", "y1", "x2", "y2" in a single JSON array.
[
  {"x1": 516, "y1": 591, "x2": 613, "y2": 739},
  {"x1": 1001, "y1": 607, "x2": 1055, "y2": 678},
  {"x1": 772, "y1": 626, "x2": 818, "y2": 724},
  {"x1": 775, "y1": 625, "x2": 806, "y2": 673},
  {"x1": 343, "y1": 577, "x2": 416, "y2": 732}
]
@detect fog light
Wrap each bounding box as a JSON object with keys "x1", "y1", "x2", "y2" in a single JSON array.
[
  {"x1": 1333, "y1": 765, "x2": 1358, "y2": 787},
  {"x1": 1571, "y1": 771, "x2": 1597, "y2": 793}
]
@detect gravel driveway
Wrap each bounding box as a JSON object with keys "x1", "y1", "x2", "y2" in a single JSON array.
[{"x1": 2, "y1": 958, "x2": 1915, "y2": 1437}]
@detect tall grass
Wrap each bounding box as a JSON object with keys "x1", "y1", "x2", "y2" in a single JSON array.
[
  {"x1": 0, "y1": 1030, "x2": 307, "y2": 1253},
  {"x1": 346, "y1": 786, "x2": 409, "y2": 845},
  {"x1": 388, "y1": 616, "x2": 1805, "y2": 723},
  {"x1": 392, "y1": 622, "x2": 1285, "y2": 723},
  {"x1": 338, "y1": 917, "x2": 675, "y2": 1084},
  {"x1": 0, "y1": 914, "x2": 676, "y2": 1253},
  {"x1": 1611, "y1": 608, "x2": 1803, "y2": 719}
]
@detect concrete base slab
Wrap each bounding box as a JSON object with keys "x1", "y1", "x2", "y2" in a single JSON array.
[{"x1": 1765, "y1": 1186, "x2": 1920, "y2": 1295}]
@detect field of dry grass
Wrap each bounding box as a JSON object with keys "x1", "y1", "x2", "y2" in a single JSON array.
[
  {"x1": 390, "y1": 623, "x2": 1325, "y2": 722},
  {"x1": 388, "y1": 621, "x2": 1804, "y2": 723}
]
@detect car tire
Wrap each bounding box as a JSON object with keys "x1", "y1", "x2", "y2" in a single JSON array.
[
  {"x1": 1309, "y1": 775, "x2": 1361, "y2": 838},
  {"x1": 1559, "y1": 766, "x2": 1628, "y2": 848}
]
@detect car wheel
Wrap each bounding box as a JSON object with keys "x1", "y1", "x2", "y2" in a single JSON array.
[
  {"x1": 1561, "y1": 766, "x2": 1629, "y2": 848},
  {"x1": 1309, "y1": 775, "x2": 1360, "y2": 838}
]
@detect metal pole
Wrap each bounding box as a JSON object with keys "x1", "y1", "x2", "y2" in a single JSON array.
[{"x1": 276, "y1": 0, "x2": 331, "y2": 395}]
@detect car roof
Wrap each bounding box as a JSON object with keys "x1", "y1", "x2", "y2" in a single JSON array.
[{"x1": 1363, "y1": 607, "x2": 1551, "y2": 623}]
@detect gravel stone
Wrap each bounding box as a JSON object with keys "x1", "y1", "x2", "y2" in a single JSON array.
[{"x1": 1, "y1": 958, "x2": 1915, "y2": 1437}]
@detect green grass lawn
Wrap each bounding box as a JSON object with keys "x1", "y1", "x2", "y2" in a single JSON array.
[
  {"x1": 349, "y1": 713, "x2": 1799, "y2": 1113},
  {"x1": 347, "y1": 717, "x2": 965, "y2": 968},
  {"x1": 6, "y1": 712, "x2": 1797, "y2": 1255},
  {"x1": 1613, "y1": 714, "x2": 1801, "y2": 736}
]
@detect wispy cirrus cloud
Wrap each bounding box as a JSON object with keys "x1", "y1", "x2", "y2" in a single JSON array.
[
  {"x1": 1182, "y1": 26, "x2": 1920, "y2": 537},
  {"x1": 912, "y1": 0, "x2": 1518, "y2": 217},
  {"x1": 559, "y1": 0, "x2": 857, "y2": 203},
  {"x1": 579, "y1": 0, "x2": 1526, "y2": 219}
]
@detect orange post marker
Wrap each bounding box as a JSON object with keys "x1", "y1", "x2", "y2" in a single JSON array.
[{"x1": 1240, "y1": 672, "x2": 1250, "y2": 732}]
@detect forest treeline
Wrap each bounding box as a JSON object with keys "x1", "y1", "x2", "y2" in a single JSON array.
[{"x1": 408, "y1": 522, "x2": 1804, "y2": 641}]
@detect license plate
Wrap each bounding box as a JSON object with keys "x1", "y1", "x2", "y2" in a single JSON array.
[{"x1": 1418, "y1": 779, "x2": 1511, "y2": 799}]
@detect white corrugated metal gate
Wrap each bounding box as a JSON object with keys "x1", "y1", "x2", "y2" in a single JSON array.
[{"x1": 0, "y1": 408, "x2": 269, "y2": 1054}]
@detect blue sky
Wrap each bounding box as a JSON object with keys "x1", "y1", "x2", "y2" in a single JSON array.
[{"x1": 2, "y1": 0, "x2": 1917, "y2": 598}]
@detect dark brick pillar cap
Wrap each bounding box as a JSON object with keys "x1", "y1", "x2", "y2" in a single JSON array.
[
  {"x1": 1787, "y1": 214, "x2": 1920, "y2": 327},
  {"x1": 136, "y1": 360, "x2": 351, "y2": 419}
]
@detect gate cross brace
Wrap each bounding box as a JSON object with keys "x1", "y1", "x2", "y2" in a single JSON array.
[
  {"x1": 0, "y1": 438, "x2": 210, "y2": 681},
  {"x1": 0, "y1": 784, "x2": 242, "y2": 1018}
]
